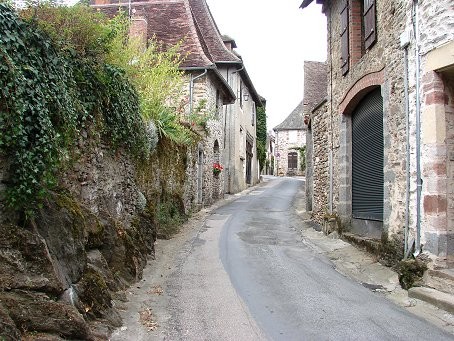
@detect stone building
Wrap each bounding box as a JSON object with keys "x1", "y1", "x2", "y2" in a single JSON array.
[
  {"x1": 303, "y1": 61, "x2": 328, "y2": 220},
  {"x1": 300, "y1": 0, "x2": 454, "y2": 268},
  {"x1": 91, "y1": 0, "x2": 263, "y2": 204},
  {"x1": 273, "y1": 101, "x2": 307, "y2": 176},
  {"x1": 264, "y1": 131, "x2": 276, "y2": 175}
]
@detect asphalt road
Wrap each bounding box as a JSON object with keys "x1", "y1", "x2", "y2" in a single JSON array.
[{"x1": 113, "y1": 177, "x2": 454, "y2": 340}]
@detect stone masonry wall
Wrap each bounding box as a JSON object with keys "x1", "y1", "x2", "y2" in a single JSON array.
[
  {"x1": 191, "y1": 74, "x2": 225, "y2": 205},
  {"x1": 311, "y1": 102, "x2": 330, "y2": 224},
  {"x1": 275, "y1": 129, "x2": 306, "y2": 176},
  {"x1": 326, "y1": 0, "x2": 407, "y2": 238}
]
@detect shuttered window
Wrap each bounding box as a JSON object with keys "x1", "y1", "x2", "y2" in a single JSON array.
[
  {"x1": 340, "y1": 0, "x2": 349, "y2": 75},
  {"x1": 288, "y1": 152, "x2": 298, "y2": 170},
  {"x1": 363, "y1": 0, "x2": 376, "y2": 49},
  {"x1": 352, "y1": 88, "x2": 383, "y2": 221}
]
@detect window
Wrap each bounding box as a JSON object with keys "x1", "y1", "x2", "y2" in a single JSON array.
[
  {"x1": 363, "y1": 0, "x2": 376, "y2": 49},
  {"x1": 340, "y1": 0, "x2": 349, "y2": 75},
  {"x1": 288, "y1": 152, "x2": 298, "y2": 170},
  {"x1": 252, "y1": 103, "x2": 256, "y2": 126},
  {"x1": 215, "y1": 90, "x2": 220, "y2": 117},
  {"x1": 340, "y1": 0, "x2": 377, "y2": 75},
  {"x1": 239, "y1": 81, "x2": 243, "y2": 109}
]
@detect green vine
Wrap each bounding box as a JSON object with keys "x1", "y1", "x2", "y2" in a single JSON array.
[
  {"x1": 0, "y1": 4, "x2": 149, "y2": 215},
  {"x1": 0, "y1": 4, "x2": 78, "y2": 214}
]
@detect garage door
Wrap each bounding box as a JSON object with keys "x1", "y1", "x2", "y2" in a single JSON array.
[{"x1": 352, "y1": 88, "x2": 384, "y2": 221}]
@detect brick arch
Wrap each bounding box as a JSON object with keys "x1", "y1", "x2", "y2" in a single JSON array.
[{"x1": 339, "y1": 69, "x2": 384, "y2": 115}]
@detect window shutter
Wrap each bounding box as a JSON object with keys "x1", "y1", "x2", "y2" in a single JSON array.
[
  {"x1": 363, "y1": 0, "x2": 376, "y2": 49},
  {"x1": 340, "y1": 0, "x2": 349, "y2": 75}
]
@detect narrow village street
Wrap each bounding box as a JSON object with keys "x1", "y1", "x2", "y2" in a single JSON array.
[{"x1": 110, "y1": 177, "x2": 454, "y2": 341}]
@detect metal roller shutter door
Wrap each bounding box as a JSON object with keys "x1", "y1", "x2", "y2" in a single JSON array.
[{"x1": 352, "y1": 88, "x2": 384, "y2": 221}]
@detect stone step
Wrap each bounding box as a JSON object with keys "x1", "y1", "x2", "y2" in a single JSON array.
[
  {"x1": 425, "y1": 269, "x2": 454, "y2": 296},
  {"x1": 408, "y1": 286, "x2": 454, "y2": 314},
  {"x1": 341, "y1": 232, "x2": 381, "y2": 255}
]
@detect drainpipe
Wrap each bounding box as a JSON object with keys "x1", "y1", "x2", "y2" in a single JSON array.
[
  {"x1": 328, "y1": 8, "x2": 334, "y2": 215},
  {"x1": 413, "y1": 0, "x2": 422, "y2": 257},
  {"x1": 189, "y1": 69, "x2": 208, "y2": 115},
  {"x1": 402, "y1": 35, "x2": 411, "y2": 258}
]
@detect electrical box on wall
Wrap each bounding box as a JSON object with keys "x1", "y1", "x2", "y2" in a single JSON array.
[{"x1": 400, "y1": 28, "x2": 412, "y2": 48}]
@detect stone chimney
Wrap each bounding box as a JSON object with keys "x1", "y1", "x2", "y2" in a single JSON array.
[{"x1": 222, "y1": 35, "x2": 237, "y2": 52}]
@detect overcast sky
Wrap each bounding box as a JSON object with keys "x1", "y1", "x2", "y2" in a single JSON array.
[{"x1": 206, "y1": 0, "x2": 327, "y2": 131}]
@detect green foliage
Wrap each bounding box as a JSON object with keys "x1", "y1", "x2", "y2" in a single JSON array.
[
  {"x1": 299, "y1": 146, "x2": 306, "y2": 171},
  {"x1": 290, "y1": 146, "x2": 306, "y2": 172},
  {"x1": 106, "y1": 17, "x2": 196, "y2": 145},
  {"x1": 256, "y1": 106, "x2": 267, "y2": 172},
  {"x1": 0, "y1": 3, "x2": 79, "y2": 213},
  {"x1": 101, "y1": 64, "x2": 150, "y2": 157},
  {"x1": 155, "y1": 200, "x2": 186, "y2": 239},
  {"x1": 395, "y1": 258, "x2": 427, "y2": 290},
  {"x1": 0, "y1": 4, "x2": 149, "y2": 214},
  {"x1": 20, "y1": 3, "x2": 112, "y2": 60}
]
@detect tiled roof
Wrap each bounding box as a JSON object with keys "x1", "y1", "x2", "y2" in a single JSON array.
[
  {"x1": 188, "y1": 0, "x2": 241, "y2": 64},
  {"x1": 91, "y1": 0, "x2": 213, "y2": 69},
  {"x1": 273, "y1": 101, "x2": 306, "y2": 131},
  {"x1": 303, "y1": 61, "x2": 327, "y2": 113}
]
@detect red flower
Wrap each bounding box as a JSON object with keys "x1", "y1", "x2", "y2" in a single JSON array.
[{"x1": 213, "y1": 162, "x2": 223, "y2": 175}]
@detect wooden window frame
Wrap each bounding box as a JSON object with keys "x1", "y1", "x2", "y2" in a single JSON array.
[
  {"x1": 340, "y1": 0, "x2": 350, "y2": 76},
  {"x1": 363, "y1": 0, "x2": 376, "y2": 49}
]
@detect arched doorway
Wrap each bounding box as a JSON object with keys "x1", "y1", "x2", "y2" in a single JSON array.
[
  {"x1": 213, "y1": 140, "x2": 220, "y2": 200},
  {"x1": 197, "y1": 148, "x2": 203, "y2": 205},
  {"x1": 351, "y1": 88, "x2": 384, "y2": 227}
]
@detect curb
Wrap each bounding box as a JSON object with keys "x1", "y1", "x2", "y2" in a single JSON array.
[{"x1": 409, "y1": 287, "x2": 454, "y2": 315}]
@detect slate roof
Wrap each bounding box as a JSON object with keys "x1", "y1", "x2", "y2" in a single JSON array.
[
  {"x1": 303, "y1": 61, "x2": 327, "y2": 113},
  {"x1": 273, "y1": 61, "x2": 326, "y2": 131},
  {"x1": 273, "y1": 101, "x2": 306, "y2": 131}
]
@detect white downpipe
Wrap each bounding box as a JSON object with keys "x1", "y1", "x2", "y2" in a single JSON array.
[
  {"x1": 189, "y1": 69, "x2": 208, "y2": 115},
  {"x1": 413, "y1": 0, "x2": 422, "y2": 257},
  {"x1": 404, "y1": 44, "x2": 411, "y2": 258}
]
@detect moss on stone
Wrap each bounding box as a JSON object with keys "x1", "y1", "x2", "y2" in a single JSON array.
[
  {"x1": 395, "y1": 258, "x2": 427, "y2": 290},
  {"x1": 76, "y1": 268, "x2": 112, "y2": 319}
]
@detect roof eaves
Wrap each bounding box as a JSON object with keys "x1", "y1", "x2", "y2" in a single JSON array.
[
  {"x1": 239, "y1": 67, "x2": 262, "y2": 107},
  {"x1": 311, "y1": 98, "x2": 328, "y2": 113},
  {"x1": 300, "y1": 0, "x2": 326, "y2": 11},
  {"x1": 209, "y1": 68, "x2": 236, "y2": 104}
]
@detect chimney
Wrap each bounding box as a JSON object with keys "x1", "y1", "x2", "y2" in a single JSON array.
[
  {"x1": 91, "y1": 0, "x2": 112, "y2": 4},
  {"x1": 222, "y1": 35, "x2": 237, "y2": 52}
]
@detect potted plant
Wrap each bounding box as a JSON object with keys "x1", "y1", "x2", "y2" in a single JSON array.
[{"x1": 213, "y1": 162, "x2": 223, "y2": 176}]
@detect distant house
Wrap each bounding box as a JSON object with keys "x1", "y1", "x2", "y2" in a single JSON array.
[
  {"x1": 264, "y1": 131, "x2": 275, "y2": 175},
  {"x1": 273, "y1": 101, "x2": 306, "y2": 176},
  {"x1": 91, "y1": 0, "x2": 263, "y2": 206},
  {"x1": 188, "y1": 0, "x2": 263, "y2": 193}
]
